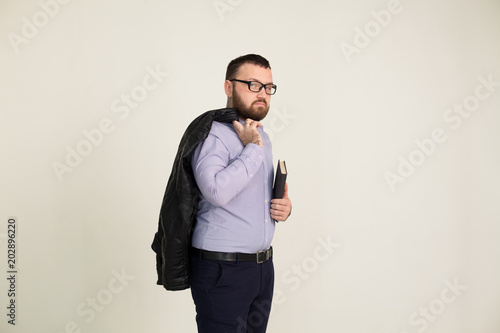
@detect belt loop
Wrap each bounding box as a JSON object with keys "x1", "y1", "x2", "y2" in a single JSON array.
[
  {"x1": 236, "y1": 252, "x2": 240, "y2": 264},
  {"x1": 198, "y1": 249, "x2": 202, "y2": 260}
]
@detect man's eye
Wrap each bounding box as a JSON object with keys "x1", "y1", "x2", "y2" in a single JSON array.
[{"x1": 249, "y1": 82, "x2": 261, "y2": 89}]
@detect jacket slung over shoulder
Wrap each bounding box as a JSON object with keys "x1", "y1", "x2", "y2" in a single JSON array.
[{"x1": 151, "y1": 108, "x2": 239, "y2": 291}]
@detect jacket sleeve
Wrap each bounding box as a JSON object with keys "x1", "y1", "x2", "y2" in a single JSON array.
[
  {"x1": 151, "y1": 108, "x2": 239, "y2": 291},
  {"x1": 154, "y1": 146, "x2": 199, "y2": 291}
]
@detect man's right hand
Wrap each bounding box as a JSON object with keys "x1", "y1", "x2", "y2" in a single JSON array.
[{"x1": 232, "y1": 119, "x2": 263, "y2": 148}]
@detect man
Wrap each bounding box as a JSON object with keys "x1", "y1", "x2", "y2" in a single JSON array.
[{"x1": 189, "y1": 54, "x2": 292, "y2": 332}]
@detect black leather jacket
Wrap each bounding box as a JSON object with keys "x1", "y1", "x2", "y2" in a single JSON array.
[{"x1": 151, "y1": 108, "x2": 239, "y2": 291}]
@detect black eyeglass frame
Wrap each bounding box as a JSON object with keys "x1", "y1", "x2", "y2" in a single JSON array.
[{"x1": 229, "y1": 79, "x2": 277, "y2": 95}]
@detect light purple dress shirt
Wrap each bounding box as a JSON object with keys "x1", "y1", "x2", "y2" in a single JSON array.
[{"x1": 190, "y1": 119, "x2": 275, "y2": 253}]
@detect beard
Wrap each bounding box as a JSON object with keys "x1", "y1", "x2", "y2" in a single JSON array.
[{"x1": 231, "y1": 90, "x2": 270, "y2": 121}]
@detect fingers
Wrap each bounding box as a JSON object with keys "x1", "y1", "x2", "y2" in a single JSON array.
[
  {"x1": 270, "y1": 205, "x2": 290, "y2": 221},
  {"x1": 271, "y1": 183, "x2": 292, "y2": 221},
  {"x1": 234, "y1": 119, "x2": 260, "y2": 131},
  {"x1": 270, "y1": 198, "x2": 292, "y2": 221},
  {"x1": 233, "y1": 119, "x2": 263, "y2": 147},
  {"x1": 243, "y1": 119, "x2": 262, "y2": 128},
  {"x1": 232, "y1": 120, "x2": 244, "y2": 134},
  {"x1": 270, "y1": 199, "x2": 287, "y2": 209}
]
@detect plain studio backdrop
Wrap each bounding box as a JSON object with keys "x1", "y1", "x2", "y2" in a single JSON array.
[{"x1": 1, "y1": 0, "x2": 499, "y2": 332}]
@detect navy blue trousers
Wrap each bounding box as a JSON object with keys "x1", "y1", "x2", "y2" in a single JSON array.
[{"x1": 189, "y1": 255, "x2": 274, "y2": 333}]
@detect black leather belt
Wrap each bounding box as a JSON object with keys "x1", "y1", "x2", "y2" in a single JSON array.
[{"x1": 191, "y1": 247, "x2": 273, "y2": 264}]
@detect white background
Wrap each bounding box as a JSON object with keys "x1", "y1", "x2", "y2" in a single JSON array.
[{"x1": 1, "y1": 0, "x2": 500, "y2": 332}]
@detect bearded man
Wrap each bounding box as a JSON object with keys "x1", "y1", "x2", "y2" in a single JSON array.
[{"x1": 188, "y1": 54, "x2": 292, "y2": 332}]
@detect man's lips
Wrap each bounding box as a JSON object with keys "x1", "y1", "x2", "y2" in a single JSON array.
[{"x1": 253, "y1": 100, "x2": 267, "y2": 106}]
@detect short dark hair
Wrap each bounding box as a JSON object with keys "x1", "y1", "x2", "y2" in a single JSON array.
[{"x1": 225, "y1": 54, "x2": 271, "y2": 80}]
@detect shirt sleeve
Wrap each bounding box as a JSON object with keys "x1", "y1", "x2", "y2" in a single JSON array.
[{"x1": 191, "y1": 132, "x2": 264, "y2": 207}]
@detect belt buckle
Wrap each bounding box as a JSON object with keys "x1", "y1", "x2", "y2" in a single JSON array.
[{"x1": 256, "y1": 250, "x2": 267, "y2": 264}]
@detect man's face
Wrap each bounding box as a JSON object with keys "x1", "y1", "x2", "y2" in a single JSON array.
[{"x1": 225, "y1": 63, "x2": 273, "y2": 121}]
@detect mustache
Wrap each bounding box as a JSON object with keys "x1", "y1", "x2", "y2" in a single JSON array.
[{"x1": 252, "y1": 99, "x2": 267, "y2": 106}]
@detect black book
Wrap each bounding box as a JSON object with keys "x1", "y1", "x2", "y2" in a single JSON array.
[{"x1": 273, "y1": 160, "x2": 287, "y2": 199}]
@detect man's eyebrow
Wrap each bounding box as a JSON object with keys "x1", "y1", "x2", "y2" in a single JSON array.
[{"x1": 248, "y1": 77, "x2": 274, "y2": 85}]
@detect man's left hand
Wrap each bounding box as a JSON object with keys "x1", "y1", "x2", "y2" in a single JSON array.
[{"x1": 270, "y1": 183, "x2": 292, "y2": 222}]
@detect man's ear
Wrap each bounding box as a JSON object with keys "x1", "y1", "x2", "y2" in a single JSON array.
[{"x1": 224, "y1": 80, "x2": 233, "y2": 98}]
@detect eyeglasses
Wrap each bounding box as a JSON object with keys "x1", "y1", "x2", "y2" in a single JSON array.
[{"x1": 230, "y1": 79, "x2": 277, "y2": 95}]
